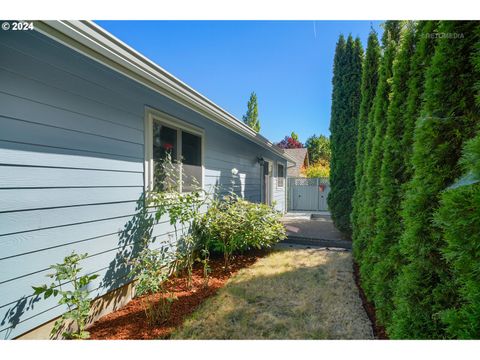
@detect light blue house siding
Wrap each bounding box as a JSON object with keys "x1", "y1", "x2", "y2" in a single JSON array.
[{"x1": 0, "y1": 29, "x2": 287, "y2": 339}]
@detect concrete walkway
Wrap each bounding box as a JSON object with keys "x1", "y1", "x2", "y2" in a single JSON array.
[{"x1": 280, "y1": 212, "x2": 352, "y2": 250}]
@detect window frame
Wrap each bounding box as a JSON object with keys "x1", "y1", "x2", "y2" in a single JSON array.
[
  {"x1": 277, "y1": 162, "x2": 285, "y2": 188},
  {"x1": 144, "y1": 107, "x2": 205, "y2": 193}
]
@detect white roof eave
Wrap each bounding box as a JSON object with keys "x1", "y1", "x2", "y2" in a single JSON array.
[{"x1": 33, "y1": 20, "x2": 296, "y2": 165}]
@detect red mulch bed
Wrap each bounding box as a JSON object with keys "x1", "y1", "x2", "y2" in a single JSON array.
[
  {"x1": 88, "y1": 250, "x2": 268, "y2": 340},
  {"x1": 352, "y1": 261, "x2": 388, "y2": 339}
]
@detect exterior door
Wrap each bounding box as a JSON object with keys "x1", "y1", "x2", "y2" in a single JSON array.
[{"x1": 262, "y1": 160, "x2": 272, "y2": 205}]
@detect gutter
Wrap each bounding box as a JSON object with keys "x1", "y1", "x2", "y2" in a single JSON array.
[{"x1": 33, "y1": 20, "x2": 296, "y2": 165}]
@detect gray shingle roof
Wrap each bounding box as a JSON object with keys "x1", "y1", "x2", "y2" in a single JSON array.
[{"x1": 283, "y1": 148, "x2": 309, "y2": 177}]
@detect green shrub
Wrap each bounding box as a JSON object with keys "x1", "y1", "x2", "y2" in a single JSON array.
[
  {"x1": 200, "y1": 197, "x2": 286, "y2": 267},
  {"x1": 128, "y1": 243, "x2": 176, "y2": 326},
  {"x1": 434, "y1": 134, "x2": 480, "y2": 339}
]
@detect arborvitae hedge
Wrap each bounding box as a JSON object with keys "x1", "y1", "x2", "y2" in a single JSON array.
[
  {"x1": 433, "y1": 28, "x2": 480, "y2": 339},
  {"x1": 351, "y1": 30, "x2": 380, "y2": 262},
  {"x1": 370, "y1": 21, "x2": 439, "y2": 328},
  {"x1": 400, "y1": 21, "x2": 439, "y2": 182},
  {"x1": 368, "y1": 22, "x2": 417, "y2": 326},
  {"x1": 357, "y1": 21, "x2": 402, "y2": 299},
  {"x1": 390, "y1": 21, "x2": 480, "y2": 339},
  {"x1": 328, "y1": 35, "x2": 363, "y2": 234},
  {"x1": 435, "y1": 134, "x2": 480, "y2": 339}
]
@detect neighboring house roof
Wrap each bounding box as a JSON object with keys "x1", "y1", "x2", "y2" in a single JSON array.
[
  {"x1": 33, "y1": 20, "x2": 296, "y2": 165},
  {"x1": 284, "y1": 148, "x2": 309, "y2": 177}
]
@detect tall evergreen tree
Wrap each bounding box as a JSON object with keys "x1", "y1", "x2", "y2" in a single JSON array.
[
  {"x1": 370, "y1": 21, "x2": 439, "y2": 328},
  {"x1": 242, "y1": 92, "x2": 260, "y2": 132},
  {"x1": 368, "y1": 22, "x2": 418, "y2": 326},
  {"x1": 328, "y1": 34, "x2": 363, "y2": 234},
  {"x1": 390, "y1": 21, "x2": 480, "y2": 339},
  {"x1": 357, "y1": 21, "x2": 402, "y2": 299},
  {"x1": 351, "y1": 29, "x2": 380, "y2": 262},
  {"x1": 399, "y1": 21, "x2": 439, "y2": 182}
]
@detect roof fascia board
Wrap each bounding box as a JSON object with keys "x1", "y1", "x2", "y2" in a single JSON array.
[{"x1": 33, "y1": 20, "x2": 295, "y2": 164}]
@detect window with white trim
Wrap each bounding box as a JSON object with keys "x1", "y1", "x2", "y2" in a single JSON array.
[
  {"x1": 277, "y1": 163, "x2": 285, "y2": 188},
  {"x1": 146, "y1": 110, "x2": 204, "y2": 193}
]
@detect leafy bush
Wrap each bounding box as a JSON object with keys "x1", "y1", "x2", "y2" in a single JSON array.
[
  {"x1": 32, "y1": 252, "x2": 98, "y2": 339},
  {"x1": 200, "y1": 197, "x2": 286, "y2": 267},
  {"x1": 302, "y1": 160, "x2": 330, "y2": 178}
]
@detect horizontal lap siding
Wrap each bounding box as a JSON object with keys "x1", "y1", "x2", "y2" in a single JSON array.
[
  {"x1": 204, "y1": 127, "x2": 262, "y2": 202},
  {"x1": 0, "y1": 29, "x2": 284, "y2": 339},
  {"x1": 0, "y1": 30, "x2": 149, "y2": 339}
]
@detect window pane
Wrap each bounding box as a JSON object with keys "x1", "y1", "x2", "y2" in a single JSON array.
[
  {"x1": 182, "y1": 131, "x2": 201, "y2": 166},
  {"x1": 278, "y1": 164, "x2": 285, "y2": 187},
  {"x1": 152, "y1": 122, "x2": 178, "y2": 191},
  {"x1": 182, "y1": 131, "x2": 202, "y2": 192}
]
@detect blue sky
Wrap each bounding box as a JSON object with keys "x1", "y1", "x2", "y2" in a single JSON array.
[{"x1": 96, "y1": 21, "x2": 384, "y2": 144}]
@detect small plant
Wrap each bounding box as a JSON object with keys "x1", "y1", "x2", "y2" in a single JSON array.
[
  {"x1": 32, "y1": 252, "x2": 98, "y2": 339},
  {"x1": 197, "y1": 246, "x2": 211, "y2": 287},
  {"x1": 128, "y1": 242, "x2": 176, "y2": 326}
]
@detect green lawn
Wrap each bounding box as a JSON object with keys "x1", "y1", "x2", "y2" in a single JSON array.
[{"x1": 172, "y1": 248, "x2": 373, "y2": 339}]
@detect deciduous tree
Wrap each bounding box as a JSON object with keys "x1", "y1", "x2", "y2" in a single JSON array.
[{"x1": 305, "y1": 134, "x2": 331, "y2": 163}]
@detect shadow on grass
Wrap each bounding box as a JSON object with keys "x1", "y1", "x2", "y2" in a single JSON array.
[{"x1": 173, "y1": 249, "x2": 374, "y2": 340}]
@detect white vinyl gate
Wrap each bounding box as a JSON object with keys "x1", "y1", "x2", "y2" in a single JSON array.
[{"x1": 287, "y1": 177, "x2": 330, "y2": 211}]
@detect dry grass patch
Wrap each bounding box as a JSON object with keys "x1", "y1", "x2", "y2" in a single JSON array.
[{"x1": 172, "y1": 248, "x2": 373, "y2": 339}]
